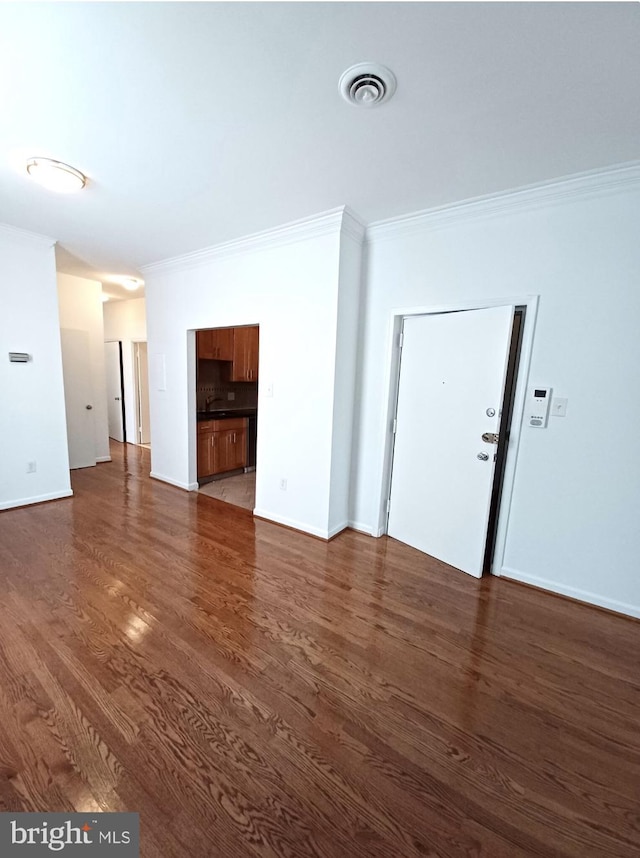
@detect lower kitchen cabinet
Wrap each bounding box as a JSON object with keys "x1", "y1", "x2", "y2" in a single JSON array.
[
  {"x1": 197, "y1": 427, "x2": 214, "y2": 478},
  {"x1": 197, "y1": 418, "x2": 247, "y2": 479}
]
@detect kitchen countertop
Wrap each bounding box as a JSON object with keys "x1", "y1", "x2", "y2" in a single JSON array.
[{"x1": 197, "y1": 407, "x2": 257, "y2": 421}]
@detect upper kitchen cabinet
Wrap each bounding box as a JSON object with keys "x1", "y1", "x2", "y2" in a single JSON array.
[
  {"x1": 231, "y1": 325, "x2": 259, "y2": 382},
  {"x1": 196, "y1": 327, "x2": 234, "y2": 361}
]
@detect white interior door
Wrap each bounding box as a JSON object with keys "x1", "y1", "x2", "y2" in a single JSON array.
[
  {"x1": 388, "y1": 306, "x2": 514, "y2": 577},
  {"x1": 135, "y1": 342, "x2": 151, "y2": 445},
  {"x1": 60, "y1": 328, "x2": 96, "y2": 470},
  {"x1": 104, "y1": 341, "x2": 124, "y2": 442}
]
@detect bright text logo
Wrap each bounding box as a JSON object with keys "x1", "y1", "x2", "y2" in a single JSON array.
[{"x1": 1, "y1": 813, "x2": 139, "y2": 856}]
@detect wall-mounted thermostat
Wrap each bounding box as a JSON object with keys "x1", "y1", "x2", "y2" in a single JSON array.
[{"x1": 528, "y1": 387, "x2": 552, "y2": 427}]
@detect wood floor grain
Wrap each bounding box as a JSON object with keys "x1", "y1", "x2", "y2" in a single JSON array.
[{"x1": 0, "y1": 441, "x2": 638, "y2": 857}]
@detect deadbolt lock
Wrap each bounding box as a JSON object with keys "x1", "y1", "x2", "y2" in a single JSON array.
[{"x1": 482, "y1": 432, "x2": 499, "y2": 444}]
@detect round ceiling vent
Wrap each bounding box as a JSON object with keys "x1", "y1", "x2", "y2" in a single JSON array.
[{"x1": 339, "y1": 63, "x2": 396, "y2": 108}]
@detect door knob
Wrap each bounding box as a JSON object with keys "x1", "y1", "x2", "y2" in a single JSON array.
[
  {"x1": 482, "y1": 432, "x2": 499, "y2": 444},
  {"x1": 86, "y1": 404, "x2": 93, "y2": 410},
  {"x1": 477, "y1": 452, "x2": 489, "y2": 461}
]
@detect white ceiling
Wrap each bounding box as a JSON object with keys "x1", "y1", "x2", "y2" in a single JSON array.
[{"x1": 1, "y1": 2, "x2": 638, "y2": 293}]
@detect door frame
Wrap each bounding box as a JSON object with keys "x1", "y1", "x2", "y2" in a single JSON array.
[{"x1": 377, "y1": 294, "x2": 539, "y2": 576}]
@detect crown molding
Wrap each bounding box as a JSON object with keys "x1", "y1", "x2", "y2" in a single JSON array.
[
  {"x1": 341, "y1": 206, "x2": 367, "y2": 243},
  {"x1": 0, "y1": 222, "x2": 56, "y2": 249},
  {"x1": 366, "y1": 161, "x2": 640, "y2": 243},
  {"x1": 141, "y1": 207, "x2": 349, "y2": 276}
]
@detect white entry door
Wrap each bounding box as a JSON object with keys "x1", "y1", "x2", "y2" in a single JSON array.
[
  {"x1": 60, "y1": 328, "x2": 96, "y2": 470},
  {"x1": 104, "y1": 341, "x2": 125, "y2": 442},
  {"x1": 388, "y1": 306, "x2": 514, "y2": 577}
]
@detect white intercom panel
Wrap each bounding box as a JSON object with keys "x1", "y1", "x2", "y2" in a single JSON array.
[{"x1": 528, "y1": 387, "x2": 552, "y2": 428}]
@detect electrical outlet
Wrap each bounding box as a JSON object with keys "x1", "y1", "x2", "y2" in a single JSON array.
[
  {"x1": 280, "y1": 478, "x2": 287, "y2": 491},
  {"x1": 265, "y1": 383, "x2": 274, "y2": 398},
  {"x1": 27, "y1": 461, "x2": 37, "y2": 473}
]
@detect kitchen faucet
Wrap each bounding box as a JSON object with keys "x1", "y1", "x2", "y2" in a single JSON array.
[{"x1": 204, "y1": 394, "x2": 222, "y2": 410}]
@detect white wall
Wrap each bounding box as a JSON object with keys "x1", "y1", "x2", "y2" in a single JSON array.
[
  {"x1": 353, "y1": 170, "x2": 640, "y2": 617},
  {"x1": 0, "y1": 225, "x2": 72, "y2": 510},
  {"x1": 57, "y1": 272, "x2": 110, "y2": 462},
  {"x1": 103, "y1": 297, "x2": 147, "y2": 444},
  {"x1": 141, "y1": 208, "x2": 363, "y2": 539},
  {"x1": 328, "y1": 228, "x2": 364, "y2": 535}
]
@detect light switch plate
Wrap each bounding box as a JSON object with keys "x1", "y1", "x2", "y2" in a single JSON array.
[{"x1": 551, "y1": 397, "x2": 568, "y2": 417}]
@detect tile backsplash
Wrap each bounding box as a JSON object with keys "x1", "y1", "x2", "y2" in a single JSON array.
[{"x1": 196, "y1": 360, "x2": 258, "y2": 411}]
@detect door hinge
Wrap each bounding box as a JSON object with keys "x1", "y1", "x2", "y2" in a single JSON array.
[
  {"x1": 392, "y1": 418, "x2": 397, "y2": 434},
  {"x1": 398, "y1": 331, "x2": 404, "y2": 348},
  {"x1": 386, "y1": 498, "x2": 391, "y2": 513}
]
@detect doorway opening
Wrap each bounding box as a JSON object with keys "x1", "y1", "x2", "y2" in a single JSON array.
[
  {"x1": 482, "y1": 307, "x2": 525, "y2": 574},
  {"x1": 383, "y1": 296, "x2": 537, "y2": 578},
  {"x1": 194, "y1": 324, "x2": 259, "y2": 511},
  {"x1": 133, "y1": 341, "x2": 151, "y2": 448},
  {"x1": 104, "y1": 340, "x2": 126, "y2": 443}
]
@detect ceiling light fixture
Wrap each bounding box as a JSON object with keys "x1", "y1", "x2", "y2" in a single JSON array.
[
  {"x1": 339, "y1": 63, "x2": 396, "y2": 108},
  {"x1": 121, "y1": 277, "x2": 143, "y2": 291},
  {"x1": 26, "y1": 157, "x2": 87, "y2": 193}
]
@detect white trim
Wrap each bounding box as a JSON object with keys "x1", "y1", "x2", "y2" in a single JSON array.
[
  {"x1": 253, "y1": 508, "x2": 334, "y2": 540},
  {"x1": 367, "y1": 161, "x2": 640, "y2": 243},
  {"x1": 95, "y1": 456, "x2": 112, "y2": 463},
  {"x1": 141, "y1": 206, "x2": 349, "y2": 276},
  {"x1": 501, "y1": 567, "x2": 640, "y2": 621},
  {"x1": 0, "y1": 221, "x2": 56, "y2": 249},
  {"x1": 327, "y1": 521, "x2": 349, "y2": 539},
  {"x1": 0, "y1": 489, "x2": 73, "y2": 511},
  {"x1": 348, "y1": 520, "x2": 375, "y2": 536},
  {"x1": 150, "y1": 472, "x2": 198, "y2": 492},
  {"x1": 341, "y1": 207, "x2": 367, "y2": 243},
  {"x1": 376, "y1": 295, "x2": 539, "y2": 579}
]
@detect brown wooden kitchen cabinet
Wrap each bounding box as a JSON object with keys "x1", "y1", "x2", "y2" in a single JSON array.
[
  {"x1": 213, "y1": 423, "x2": 246, "y2": 473},
  {"x1": 230, "y1": 325, "x2": 259, "y2": 382},
  {"x1": 196, "y1": 327, "x2": 234, "y2": 361},
  {"x1": 197, "y1": 424, "x2": 214, "y2": 478},
  {"x1": 197, "y1": 418, "x2": 247, "y2": 479}
]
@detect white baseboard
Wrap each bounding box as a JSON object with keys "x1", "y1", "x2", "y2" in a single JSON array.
[
  {"x1": 96, "y1": 456, "x2": 112, "y2": 463},
  {"x1": 150, "y1": 472, "x2": 198, "y2": 492},
  {"x1": 348, "y1": 520, "x2": 375, "y2": 536},
  {"x1": 0, "y1": 489, "x2": 73, "y2": 511},
  {"x1": 328, "y1": 521, "x2": 349, "y2": 539},
  {"x1": 501, "y1": 566, "x2": 640, "y2": 620},
  {"x1": 348, "y1": 520, "x2": 386, "y2": 537},
  {"x1": 253, "y1": 508, "x2": 335, "y2": 540}
]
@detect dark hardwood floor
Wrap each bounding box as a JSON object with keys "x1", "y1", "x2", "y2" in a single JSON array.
[{"x1": 0, "y1": 441, "x2": 638, "y2": 857}]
